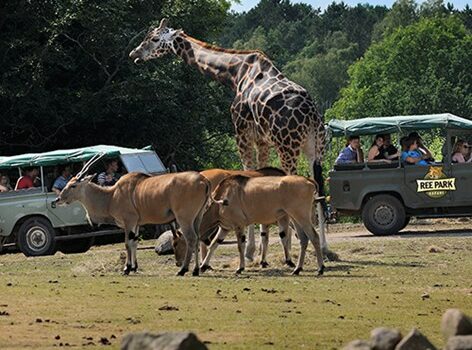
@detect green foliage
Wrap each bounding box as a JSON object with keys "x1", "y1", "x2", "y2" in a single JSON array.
[
  {"x1": 1, "y1": 0, "x2": 471, "y2": 173},
  {"x1": 0, "y1": 0, "x2": 233, "y2": 170},
  {"x1": 326, "y1": 17, "x2": 472, "y2": 120}
]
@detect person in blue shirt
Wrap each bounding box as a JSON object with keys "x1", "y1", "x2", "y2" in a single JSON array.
[
  {"x1": 52, "y1": 165, "x2": 72, "y2": 194},
  {"x1": 335, "y1": 135, "x2": 364, "y2": 164},
  {"x1": 401, "y1": 137, "x2": 429, "y2": 166}
]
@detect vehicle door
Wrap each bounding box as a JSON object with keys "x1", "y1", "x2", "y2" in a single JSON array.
[
  {"x1": 403, "y1": 164, "x2": 455, "y2": 209},
  {"x1": 46, "y1": 193, "x2": 89, "y2": 227}
]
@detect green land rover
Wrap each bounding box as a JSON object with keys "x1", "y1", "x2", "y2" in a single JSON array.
[
  {"x1": 0, "y1": 145, "x2": 166, "y2": 256},
  {"x1": 327, "y1": 113, "x2": 472, "y2": 235}
]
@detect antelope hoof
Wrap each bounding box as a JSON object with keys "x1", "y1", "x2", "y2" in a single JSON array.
[
  {"x1": 285, "y1": 260, "x2": 296, "y2": 268},
  {"x1": 200, "y1": 264, "x2": 212, "y2": 273},
  {"x1": 260, "y1": 261, "x2": 269, "y2": 268},
  {"x1": 317, "y1": 265, "x2": 325, "y2": 276},
  {"x1": 192, "y1": 268, "x2": 200, "y2": 277},
  {"x1": 123, "y1": 264, "x2": 132, "y2": 275},
  {"x1": 235, "y1": 267, "x2": 245, "y2": 274},
  {"x1": 292, "y1": 267, "x2": 302, "y2": 275},
  {"x1": 177, "y1": 267, "x2": 188, "y2": 276}
]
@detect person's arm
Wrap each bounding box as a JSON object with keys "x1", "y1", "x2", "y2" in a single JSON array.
[
  {"x1": 357, "y1": 148, "x2": 364, "y2": 163},
  {"x1": 367, "y1": 146, "x2": 378, "y2": 161},
  {"x1": 52, "y1": 187, "x2": 61, "y2": 195},
  {"x1": 97, "y1": 172, "x2": 106, "y2": 186},
  {"x1": 0, "y1": 184, "x2": 7, "y2": 192},
  {"x1": 405, "y1": 156, "x2": 422, "y2": 164}
]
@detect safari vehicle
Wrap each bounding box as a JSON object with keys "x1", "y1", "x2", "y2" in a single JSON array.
[
  {"x1": 327, "y1": 113, "x2": 472, "y2": 235},
  {"x1": 0, "y1": 145, "x2": 166, "y2": 256}
]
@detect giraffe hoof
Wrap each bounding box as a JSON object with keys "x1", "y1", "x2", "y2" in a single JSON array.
[
  {"x1": 236, "y1": 268, "x2": 245, "y2": 274},
  {"x1": 317, "y1": 265, "x2": 325, "y2": 276},
  {"x1": 130, "y1": 263, "x2": 138, "y2": 273},
  {"x1": 200, "y1": 264, "x2": 212, "y2": 273},
  {"x1": 292, "y1": 267, "x2": 302, "y2": 275},
  {"x1": 123, "y1": 264, "x2": 131, "y2": 275},
  {"x1": 324, "y1": 250, "x2": 340, "y2": 262},
  {"x1": 285, "y1": 260, "x2": 296, "y2": 268},
  {"x1": 177, "y1": 267, "x2": 188, "y2": 276},
  {"x1": 260, "y1": 261, "x2": 269, "y2": 268},
  {"x1": 192, "y1": 268, "x2": 200, "y2": 277}
]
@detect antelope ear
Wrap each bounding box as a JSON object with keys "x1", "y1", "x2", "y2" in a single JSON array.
[{"x1": 83, "y1": 174, "x2": 96, "y2": 183}]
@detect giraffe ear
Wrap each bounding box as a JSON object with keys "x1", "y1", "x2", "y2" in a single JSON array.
[{"x1": 159, "y1": 18, "x2": 168, "y2": 29}]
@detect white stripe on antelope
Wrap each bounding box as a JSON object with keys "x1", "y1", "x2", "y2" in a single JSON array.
[
  {"x1": 55, "y1": 161, "x2": 210, "y2": 276},
  {"x1": 198, "y1": 175, "x2": 325, "y2": 276}
]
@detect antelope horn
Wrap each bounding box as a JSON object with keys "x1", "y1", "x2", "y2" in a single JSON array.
[{"x1": 77, "y1": 152, "x2": 106, "y2": 180}]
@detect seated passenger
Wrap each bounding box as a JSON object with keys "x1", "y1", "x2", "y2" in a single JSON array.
[
  {"x1": 408, "y1": 132, "x2": 434, "y2": 162},
  {"x1": 52, "y1": 165, "x2": 72, "y2": 194},
  {"x1": 382, "y1": 134, "x2": 400, "y2": 160},
  {"x1": 0, "y1": 174, "x2": 13, "y2": 192},
  {"x1": 401, "y1": 137, "x2": 429, "y2": 166},
  {"x1": 98, "y1": 159, "x2": 121, "y2": 187},
  {"x1": 15, "y1": 168, "x2": 39, "y2": 190},
  {"x1": 451, "y1": 140, "x2": 472, "y2": 163},
  {"x1": 335, "y1": 136, "x2": 364, "y2": 164},
  {"x1": 367, "y1": 135, "x2": 386, "y2": 162}
]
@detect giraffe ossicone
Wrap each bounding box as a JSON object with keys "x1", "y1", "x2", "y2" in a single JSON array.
[{"x1": 129, "y1": 18, "x2": 337, "y2": 261}]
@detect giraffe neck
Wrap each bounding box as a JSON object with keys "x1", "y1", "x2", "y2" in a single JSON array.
[{"x1": 171, "y1": 33, "x2": 259, "y2": 91}]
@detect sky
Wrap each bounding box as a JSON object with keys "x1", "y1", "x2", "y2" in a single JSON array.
[{"x1": 231, "y1": 0, "x2": 469, "y2": 12}]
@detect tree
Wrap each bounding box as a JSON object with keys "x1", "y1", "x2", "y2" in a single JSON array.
[
  {"x1": 326, "y1": 17, "x2": 472, "y2": 120},
  {"x1": 284, "y1": 32, "x2": 358, "y2": 112},
  {"x1": 0, "y1": 0, "x2": 234, "y2": 170}
]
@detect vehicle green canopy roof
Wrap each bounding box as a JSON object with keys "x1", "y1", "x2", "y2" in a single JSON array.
[
  {"x1": 0, "y1": 145, "x2": 153, "y2": 169},
  {"x1": 327, "y1": 113, "x2": 472, "y2": 137}
]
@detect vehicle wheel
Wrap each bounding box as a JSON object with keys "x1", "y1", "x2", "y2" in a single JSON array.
[
  {"x1": 401, "y1": 216, "x2": 411, "y2": 231},
  {"x1": 17, "y1": 217, "x2": 57, "y2": 256},
  {"x1": 59, "y1": 237, "x2": 93, "y2": 254},
  {"x1": 362, "y1": 195, "x2": 406, "y2": 236}
]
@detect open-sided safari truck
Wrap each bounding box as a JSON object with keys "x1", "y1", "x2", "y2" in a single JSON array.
[
  {"x1": 327, "y1": 113, "x2": 472, "y2": 235},
  {"x1": 0, "y1": 145, "x2": 166, "y2": 256}
]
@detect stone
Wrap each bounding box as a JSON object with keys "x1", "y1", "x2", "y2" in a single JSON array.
[
  {"x1": 445, "y1": 335, "x2": 472, "y2": 350},
  {"x1": 343, "y1": 339, "x2": 373, "y2": 350},
  {"x1": 441, "y1": 309, "x2": 472, "y2": 340},
  {"x1": 370, "y1": 327, "x2": 402, "y2": 350},
  {"x1": 154, "y1": 231, "x2": 174, "y2": 255},
  {"x1": 394, "y1": 328, "x2": 436, "y2": 350},
  {"x1": 121, "y1": 331, "x2": 207, "y2": 350}
]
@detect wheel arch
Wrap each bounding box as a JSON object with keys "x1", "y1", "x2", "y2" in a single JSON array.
[{"x1": 362, "y1": 191, "x2": 406, "y2": 209}]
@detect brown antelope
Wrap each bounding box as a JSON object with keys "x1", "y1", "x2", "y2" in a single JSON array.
[
  {"x1": 197, "y1": 175, "x2": 325, "y2": 275},
  {"x1": 55, "y1": 155, "x2": 210, "y2": 276},
  {"x1": 173, "y1": 167, "x2": 294, "y2": 269}
]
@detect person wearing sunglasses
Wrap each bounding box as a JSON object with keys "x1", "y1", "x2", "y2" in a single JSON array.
[{"x1": 452, "y1": 140, "x2": 472, "y2": 163}]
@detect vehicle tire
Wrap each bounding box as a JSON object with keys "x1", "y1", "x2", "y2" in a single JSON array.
[
  {"x1": 59, "y1": 237, "x2": 93, "y2": 254},
  {"x1": 401, "y1": 216, "x2": 411, "y2": 231},
  {"x1": 362, "y1": 195, "x2": 406, "y2": 236},
  {"x1": 17, "y1": 217, "x2": 57, "y2": 256}
]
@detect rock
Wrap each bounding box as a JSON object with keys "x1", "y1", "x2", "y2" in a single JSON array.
[
  {"x1": 441, "y1": 309, "x2": 472, "y2": 340},
  {"x1": 121, "y1": 331, "x2": 207, "y2": 350},
  {"x1": 343, "y1": 339, "x2": 373, "y2": 350},
  {"x1": 154, "y1": 231, "x2": 174, "y2": 255},
  {"x1": 394, "y1": 328, "x2": 436, "y2": 350},
  {"x1": 370, "y1": 327, "x2": 402, "y2": 350},
  {"x1": 445, "y1": 335, "x2": 472, "y2": 350}
]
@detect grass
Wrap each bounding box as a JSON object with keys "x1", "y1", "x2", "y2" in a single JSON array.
[{"x1": 0, "y1": 232, "x2": 471, "y2": 349}]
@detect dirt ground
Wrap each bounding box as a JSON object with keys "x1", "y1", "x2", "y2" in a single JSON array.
[{"x1": 0, "y1": 219, "x2": 471, "y2": 349}]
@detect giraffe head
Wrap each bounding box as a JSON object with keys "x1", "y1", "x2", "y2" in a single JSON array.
[{"x1": 129, "y1": 18, "x2": 180, "y2": 64}]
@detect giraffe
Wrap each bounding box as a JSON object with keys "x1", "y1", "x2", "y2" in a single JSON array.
[{"x1": 129, "y1": 19, "x2": 337, "y2": 261}]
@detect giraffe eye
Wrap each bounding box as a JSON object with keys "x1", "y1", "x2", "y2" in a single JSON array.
[{"x1": 151, "y1": 37, "x2": 159, "y2": 42}]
